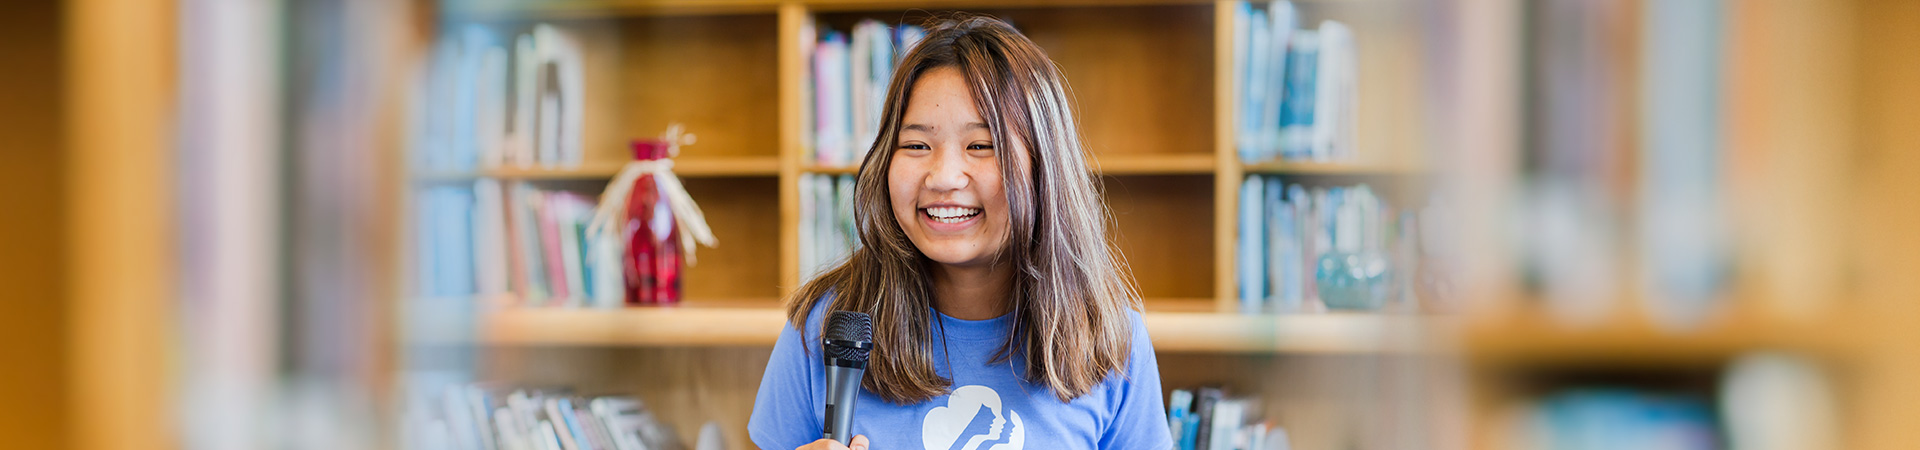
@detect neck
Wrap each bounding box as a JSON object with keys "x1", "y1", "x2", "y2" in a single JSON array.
[{"x1": 930, "y1": 259, "x2": 1013, "y2": 321}]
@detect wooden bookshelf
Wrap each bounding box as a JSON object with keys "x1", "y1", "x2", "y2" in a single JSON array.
[{"x1": 422, "y1": 1, "x2": 1451, "y2": 449}]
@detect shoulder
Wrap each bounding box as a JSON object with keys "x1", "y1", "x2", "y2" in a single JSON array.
[
  {"x1": 1122, "y1": 309, "x2": 1156, "y2": 369},
  {"x1": 1123, "y1": 309, "x2": 1152, "y2": 353},
  {"x1": 783, "y1": 293, "x2": 837, "y2": 353}
]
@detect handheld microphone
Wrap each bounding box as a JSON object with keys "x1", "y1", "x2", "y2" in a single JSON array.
[{"x1": 822, "y1": 311, "x2": 873, "y2": 443}]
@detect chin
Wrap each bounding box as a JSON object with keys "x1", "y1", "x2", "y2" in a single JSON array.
[{"x1": 918, "y1": 244, "x2": 999, "y2": 268}]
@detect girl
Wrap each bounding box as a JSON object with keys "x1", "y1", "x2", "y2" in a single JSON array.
[{"x1": 749, "y1": 15, "x2": 1171, "y2": 450}]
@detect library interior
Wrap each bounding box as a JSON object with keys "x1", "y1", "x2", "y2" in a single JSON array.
[{"x1": 4, "y1": 0, "x2": 1919, "y2": 449}]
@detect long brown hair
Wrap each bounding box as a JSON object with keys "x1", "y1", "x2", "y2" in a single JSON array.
[{"x1": 785, "y1": 14, "x2": 1141, "y2": 404}]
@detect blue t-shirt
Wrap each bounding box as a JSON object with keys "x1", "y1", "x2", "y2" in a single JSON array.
[{"x1": 749, "y1": 300, "x2": 1172, "y2": 450}]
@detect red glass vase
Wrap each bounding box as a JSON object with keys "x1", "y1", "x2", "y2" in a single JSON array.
[{"x1": 624, "y1": 139, "x2": 683, "y2": 305}]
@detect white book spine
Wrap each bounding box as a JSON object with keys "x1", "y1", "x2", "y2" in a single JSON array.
[
  {"x1": 477, "y1": 46, "x2": 509, "y2": 169},
  {"x1": 473, "y1": 179, "x2": 510, "y2": 296},
  {"x1": 513, "y1": 34, "x2": 538, "y2": 167},
  {"x1": 1313, "y1": 21, "x2": 1356, "y2": 161}
]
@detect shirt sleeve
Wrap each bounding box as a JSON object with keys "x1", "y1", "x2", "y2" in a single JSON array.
[
  {"x1": 1099, "y1": 311, "x2": 1174, "y2": 450},
  {"x1": 748, "y1": 308, "x2": 822, "y2": 450}
]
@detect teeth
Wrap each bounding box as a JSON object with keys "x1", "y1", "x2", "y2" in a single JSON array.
[{"x1": 925, "y1": 206, "x2": 981, "y2": 223}]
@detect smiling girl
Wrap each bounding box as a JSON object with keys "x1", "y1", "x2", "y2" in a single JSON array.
[{"x1": 748, "y1": 15, "x2": 1171, "y2": 450}]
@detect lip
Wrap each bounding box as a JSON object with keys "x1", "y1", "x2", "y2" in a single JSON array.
[{"x1": 918, "y1": 203, "x2": 982, "y2": 233}]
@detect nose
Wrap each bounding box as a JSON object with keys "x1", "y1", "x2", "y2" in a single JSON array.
[{"x1": 925, "y1": 146, "x2": 970, "y2": 192}]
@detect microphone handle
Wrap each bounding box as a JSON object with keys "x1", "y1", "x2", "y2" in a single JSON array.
[{"x1": 823, "y1": 365, "x2": 865, "y2": 442}]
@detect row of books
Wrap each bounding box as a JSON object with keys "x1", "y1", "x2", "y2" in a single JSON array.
[
  {"x1": 1498, "y1": 390, "x2": 1717, "y2": 450},
  {"x1": 413, "y1": 24, "x2": 586, "y2": 172},
  {"x1": 1236, "y1": 176, "x2": 1441, "y2": 313},
  {"x1": 806, "y1": 20, "x2": 927, "y2": 167},
  {"x1": 1232, "y1": 2, "x2": 1358, "y2": 164},
  {"x1": 1508, "y1": 0, "x2": 1735, "y2": 328},
  {"x1": 798, "y1": 174, "x2": 859, "y2": 280},
  {"x1": 415, "y1": 180, "x2": 627, "y2": 308},
  {"x1": 1493, "y1": 353, "x2": 1838, "y2": 450},
  {"x1": 1168, "y1": 388, "x2": 1291, "y2": 450},
  {"x1": 404, "y1": 383, "x2": 697, "y2": 450}
]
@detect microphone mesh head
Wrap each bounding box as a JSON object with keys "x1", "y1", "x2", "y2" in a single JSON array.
[{"x1": 824, "y1": 311, "x2": 873, "y2": 362}]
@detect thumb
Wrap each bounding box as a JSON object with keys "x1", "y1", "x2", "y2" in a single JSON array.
[{"x1": 850, "y1": 434, "x2": 870, "y2": 450}]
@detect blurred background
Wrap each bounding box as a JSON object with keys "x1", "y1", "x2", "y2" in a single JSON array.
[{"x1": 3, "y1": 0, "x2": 1917, "y2": 449}]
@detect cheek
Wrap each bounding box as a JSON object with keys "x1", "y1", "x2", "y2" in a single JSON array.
[{"x1": 888, "y1": 161, "x2": 918, "y2": 222}]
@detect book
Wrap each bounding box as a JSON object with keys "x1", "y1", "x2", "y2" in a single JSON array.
[
  {"x1": 1192, "y1": 387, "x2": 1224, "y2": 450},
  {"x1": 1266, "y1": 179, "x2": 1299, "y2": 312},
  {"x1": 553, "y1": 192, "x2": 588, "y2": 306},
  {"x1": 1312, "y1": 20, "x2": 1356, "y2": 161},
  {"x1": 1235, "y1": 4, "x2": 1264, "y2": 163},
  {"x1": 533, "y1": 191, "x2": 570, "y2": 302},
  {"x1": 474, "y1": 180, "x2": 510, "y2": 297},
  {"x1": 1280, "y1": 30, "x2": 1317, "y2": 160},
  {"x1": 1261, "y1": 2, "x2": 1297, "y2": 163},
  {"x1": 813, "y1": 31, "x2": 850, "y2": 166},
  {"x1": 1640, "y1": 0, "x2": 1730, "y2": 329},
  {"x1": 1238, "y1": 175, "x2": 1266, "y2": 311}
]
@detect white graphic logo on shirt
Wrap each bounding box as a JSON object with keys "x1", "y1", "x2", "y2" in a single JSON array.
[{"x1": 922, "y1": 385, "x2": 1025, "y2": 450}]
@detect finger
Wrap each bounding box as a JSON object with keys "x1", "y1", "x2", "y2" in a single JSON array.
[
  {"x1": 799, "y1": 438, "x2": 847, "y2": 450},
  {"x1": 850, "y1": 435, "x2": 869, "y2": 450}
]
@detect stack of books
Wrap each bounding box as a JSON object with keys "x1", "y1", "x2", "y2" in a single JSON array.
[
  {"x1": 412, "y1": 23, "x2": 587, "y2": 172},
  {"x1": 798, "y1": 174, "x2": 858, "y2": 280},
  {"x1": 1237, "y1": 176, "x2": 1442, "y2": 313},
  {"x1": 404, "y1": 384, "x2": 688, "y2": 450},
  {"x1": 807, "y1": 19, "x2": 927, "y2": 167},
  {"x1": 1232, "y1": 1, "x2": 1359, "y2": 164},
  {"x1": 1168, "y1": 388, "x2": 1290, "y2": 450}
]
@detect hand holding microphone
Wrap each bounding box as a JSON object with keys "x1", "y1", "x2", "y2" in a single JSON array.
[{"x1": 822, "y1": 311, "x2": 874, "y2": 445}]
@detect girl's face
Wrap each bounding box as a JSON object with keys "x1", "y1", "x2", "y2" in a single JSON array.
[{"x1": 889, "y1": 66, "x2": 1015, "y2": 269}]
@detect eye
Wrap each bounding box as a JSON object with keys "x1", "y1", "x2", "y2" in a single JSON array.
[
  {"x1": 966, "y1": 143, "x2": 995, "y2": 154},
  {"x1": 897, "y1": 143, "x2": 931, "y2": 154}
]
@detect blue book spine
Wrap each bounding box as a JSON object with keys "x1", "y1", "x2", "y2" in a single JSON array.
[
  {"x1": 1283, "y1": 32, "x2": 1319, "y2": 160},
  {"x1": 1238, "y1": 175, "x2": 1266, "y2": 311},
  {"x1": 1243, "y1": 7, "x2": 1271, "y2": 163},
  {"x1": 1267, "y1": 180, "x2": 1296, "y2": 311}
]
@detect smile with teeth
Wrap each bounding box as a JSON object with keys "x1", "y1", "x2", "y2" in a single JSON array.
[{"x1": 923, "y1": 206, "x2": 982, "y2": 224}]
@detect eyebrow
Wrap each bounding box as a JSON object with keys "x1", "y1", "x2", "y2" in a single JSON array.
[{"x1": 901, "y1": 122, "x2": 990, "y2": 133}]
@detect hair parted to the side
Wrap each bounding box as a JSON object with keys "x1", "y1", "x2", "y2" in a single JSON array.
[{"x1": 783, "y1": 13, "x2": 1143, "y2": 405}]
